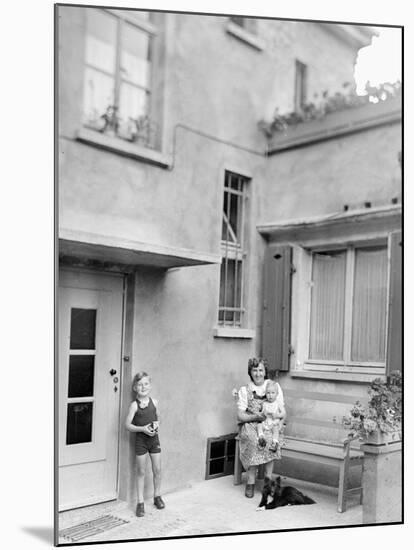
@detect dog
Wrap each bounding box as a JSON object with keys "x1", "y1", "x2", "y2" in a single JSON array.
[{"x1": 257, "y1": 476, "x2": 316, "y2": 510}]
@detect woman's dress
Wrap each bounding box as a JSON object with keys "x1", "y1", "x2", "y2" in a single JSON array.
[{"x1": 238, "y1": 381, "x2": 284, "y2": 469}]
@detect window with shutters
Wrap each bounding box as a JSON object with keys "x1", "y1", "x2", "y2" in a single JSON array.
[
  {"x1": 218, "y1": 171, "x2": 249, "y2": 327},
  {"x1": 291, "y1": 232, "x2": 402, "y2": 377},
  {"x1": 307, "y1": 244, "x2": 388, "y2": 367}
]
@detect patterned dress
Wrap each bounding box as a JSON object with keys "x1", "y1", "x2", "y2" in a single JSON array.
[{"x1": 238, "y1": 383, "x2": 284, "y2": 469}]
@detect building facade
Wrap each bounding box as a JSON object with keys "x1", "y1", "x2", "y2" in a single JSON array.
[{"x1": 57, "y1": 6, "x2": 401, "y2": 511}]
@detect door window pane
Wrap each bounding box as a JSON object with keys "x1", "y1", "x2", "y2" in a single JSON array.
[
  {"x1": 66, "y1": 402, "x2": 93, "y2": 445},
  {"x1": 351, "y1": 247, "x2": 387, "y2": 362},
  {"x1": 309, "y1": 251, "x2": 346, "y2": 360},
  {"x1": 70, "y1": 308, "x2": 97, "y2": 350},
  {"x1": 68, "y1": 355, "x2": 95, "y2": 398}
]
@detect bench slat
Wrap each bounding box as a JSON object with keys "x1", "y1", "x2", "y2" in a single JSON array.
[{"x1": 283, "y1": 437, "x2": 364, "y2": 460}]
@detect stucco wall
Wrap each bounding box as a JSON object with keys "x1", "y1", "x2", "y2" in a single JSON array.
[{"x1": 262, "y1": 122, "x2": 401, "y2": 223}]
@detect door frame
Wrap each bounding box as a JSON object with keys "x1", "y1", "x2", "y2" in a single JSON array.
[{"x1": 56, "y1": 266, "x2": 127, "y2": 511}]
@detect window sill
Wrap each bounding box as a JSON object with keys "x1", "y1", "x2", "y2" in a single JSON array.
[
  {"x1": 76, "y1": 128, "x2": 172, "y2": 169},
  {"x1": 225, "y1": 21, "x2": 265, "y2": 51},
  {"x1": 213, "y1": 327, "x2": 255, "y2": 339},
  {"x1": 290, "y1": 370, "x2": 386, "y2": 383}
]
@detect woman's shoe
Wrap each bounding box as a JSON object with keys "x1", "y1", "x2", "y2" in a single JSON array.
[
  {"x1": 245, "y1": 483, "x2": 255, "y2": 498},
  {"x1": 136, "y1": 502, "x2": 145, "y2": 517},
  {"x1": 154, "y1": 496, "x2": 165, "y2": 509}
]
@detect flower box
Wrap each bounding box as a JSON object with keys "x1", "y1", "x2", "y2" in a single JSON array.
[
  {"x1": 267, "y1": 96, "x2": 401, "y2": 153},
  {"x1": 363, "y1": 429, "x2": 401, "y2": 446}
]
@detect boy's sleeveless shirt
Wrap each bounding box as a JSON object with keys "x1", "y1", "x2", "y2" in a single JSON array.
[{"x1": 132, "y1": 397, "x2": 158, "y2": 427}]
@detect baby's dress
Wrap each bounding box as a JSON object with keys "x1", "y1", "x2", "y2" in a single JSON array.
[
  {"x1": 238, "y1": 382, "x2": 283, "y2": 468},
  {"x1": 261, "y1": 401, "x2": 282, "y2": 435}
]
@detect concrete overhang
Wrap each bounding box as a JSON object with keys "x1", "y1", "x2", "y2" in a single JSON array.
[
  {"x1": 257, "y1": 205, "x2": 402, "y2": 242},
  {"x1": 59, "y1": 229, "x2": 221, "y2": 270},
  {"x1": 318, "y1": 23, "x2": 379, "y2": 49}
]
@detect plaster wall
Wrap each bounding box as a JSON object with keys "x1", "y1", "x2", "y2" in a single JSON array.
[
  {"x1": 129, "y1": 265, "x2": 258, "y2": 497},
  {"x1": 262, "y1": 123, "x2": 401, "y2": 223},
  {"x1": 58, "y1": 7, "x2": 362, "y2": 254}
]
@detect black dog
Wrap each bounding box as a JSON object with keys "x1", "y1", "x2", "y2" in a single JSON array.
[{"x1": 258, "y1": 476, "x2": 315, "y2": 509}]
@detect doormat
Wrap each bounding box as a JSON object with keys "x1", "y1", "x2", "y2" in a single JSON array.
[{"x1": 59, "y1": 514, "x2": 129, "y2": 542}]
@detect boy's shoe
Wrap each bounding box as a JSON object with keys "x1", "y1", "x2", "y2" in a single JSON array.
[
  {"x1": 136, "y1": 502, "x2": 145, "y2": 517},
  {"x1": 154, "y1": 496, "x2": 165, "y2": 509},
  {"x1": 245, "y1": 484, "x2": 255, "y2": 498},
  {"x1": 258, "y1": 436, "x2": 266, "y2": 448}
]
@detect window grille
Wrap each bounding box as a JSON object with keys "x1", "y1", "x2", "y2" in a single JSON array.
[
  {"x1": 205, "y1": 433, "x2": 237, "y2": 480},
  {"x1": 219, "y1": 171, "x2": 249, "y2": 327}
]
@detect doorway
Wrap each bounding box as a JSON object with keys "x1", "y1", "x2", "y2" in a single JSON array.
[{"x1": 58, "y1": 269, "x2": 124, "y2": 511}]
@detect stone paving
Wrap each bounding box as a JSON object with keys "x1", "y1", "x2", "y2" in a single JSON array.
[{"x1": 58, "y1": 475, "x2": 363, "y2": 544}]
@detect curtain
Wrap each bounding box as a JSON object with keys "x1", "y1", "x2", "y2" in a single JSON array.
[
  {"x1": 351, "y1": 247, "x2": 387, "y2": 362},
  {"x1": 309, "y1": 251, "x2": 346, "y2": 360}
]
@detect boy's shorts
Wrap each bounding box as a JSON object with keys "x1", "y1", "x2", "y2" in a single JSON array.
[{"x1": 135, "y1": 433, "x2": 161, "y2": 456}]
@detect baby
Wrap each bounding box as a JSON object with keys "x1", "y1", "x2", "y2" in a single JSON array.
[{"x1": 257, "y1": 381, "x2": 283, "y2": 452}]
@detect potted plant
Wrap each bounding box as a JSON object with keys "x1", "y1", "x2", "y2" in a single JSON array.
[{"x1": 342, "y1": 371, "x2": 402, "y2": 445}]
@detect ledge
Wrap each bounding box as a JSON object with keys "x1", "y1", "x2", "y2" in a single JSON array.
[
  {"x1": 76, "y1": 128, "x2": 172, "y2": 169},
  {"x1": 257, "y1": 204, "x2": 402, "y2": 239},
  {"x1": 360, "y1": 441, "x2": 402, "y2": 455},
  {"x1": 59, "y1": 229, "x2": 221, "y2": 269},
  {"x1": 267, "y1": 96, "x2": 401, "y2": 154},
  {"x1": 225, "y1": 21, "x2": 265, "y2": 51},
  {"x1": 290, "y1": 370, "x2": 385, "y2": 384},
  {"x1": 213, "y1": 327, "x2": 255, "y2": 339}
]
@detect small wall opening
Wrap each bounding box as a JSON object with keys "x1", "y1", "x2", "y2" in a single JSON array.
[{"x1": 205, "y1": 433, "x2": 237, "y2": 480}]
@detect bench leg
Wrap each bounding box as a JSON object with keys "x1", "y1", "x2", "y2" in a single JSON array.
[
  {"x1": 234, "y1": 439, "x2": 243, "y2": 485},
  {"x1": 337, "y1": 446, "x2": 351, "y2": 513}
]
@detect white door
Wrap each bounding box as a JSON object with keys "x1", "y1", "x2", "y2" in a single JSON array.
[{"x1": 58, "y1": 269, "x2": 124, "y2": 511}]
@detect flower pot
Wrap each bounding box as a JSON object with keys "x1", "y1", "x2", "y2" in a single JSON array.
[{"x1": 363, "y1": 429, "x2": 401, "y2": 446}]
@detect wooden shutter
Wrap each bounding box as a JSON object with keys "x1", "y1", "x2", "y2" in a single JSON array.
[
  {"x1": 262, "y1": 244, "x2": 292, "y2": 371},
  {"x1": 386, "y1": 231, "x2": 402, "y2": 376}
]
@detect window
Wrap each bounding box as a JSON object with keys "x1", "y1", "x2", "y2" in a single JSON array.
[
  {"x1": 219, "y1": 171, "x2": 249, "y2": 327},
  {"x1": 307, "y1": 245, "x2": 388, "y2": 367},
  {"x1": 205, "y1": 434, "x2": 237, "y2": 480},
  {"x1": 82, "y1": 9, "x2": 157, "y2": 148},
  {"x1": 294, "y1": 59, "x2": 307, "y2": 111}
]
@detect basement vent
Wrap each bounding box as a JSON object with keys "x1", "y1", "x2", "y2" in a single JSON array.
[{"x1": 205, "y1": 433, "x2": 237, "y2": 480}]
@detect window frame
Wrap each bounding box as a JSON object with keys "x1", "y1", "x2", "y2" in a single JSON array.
[
  {"x1": 297, "y1": 237, "x2": 391, "y2": 375},
  {"x1": 218, "y1": 170, "x2": 250, "y2": 329},
  {"x1": 225, "y1": 17, "x2": 265, "y2": 51},
  {"x1": 294, "y1": 59, "x2": 308, "y2": 112},
  {"x1": 82, "y1": 8, "x2": 157, "y2": 147},
  {"x1": 205, "y1": 433, "x2": 238, "y2": 480}
]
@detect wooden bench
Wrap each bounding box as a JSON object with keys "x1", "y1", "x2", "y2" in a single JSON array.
[
  {"x1": 234, "y1": 434, "x2": 363, "y2": 512},
  {"x1": 233, "y1": 388, "x2": 365, "y2": 513}
]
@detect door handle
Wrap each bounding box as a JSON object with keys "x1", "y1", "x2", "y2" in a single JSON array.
[{"x1": 109, "y1": 369, "x2": 117, "y2": 376}]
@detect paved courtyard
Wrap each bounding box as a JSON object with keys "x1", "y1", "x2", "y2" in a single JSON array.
[{"x1": 58, "y1": 475, "x2": 363, "y2": 544}]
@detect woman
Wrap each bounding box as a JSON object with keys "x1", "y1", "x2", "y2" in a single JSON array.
[{"x1": 236, "y1": 357, "x2": 286, "y2": 498}]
